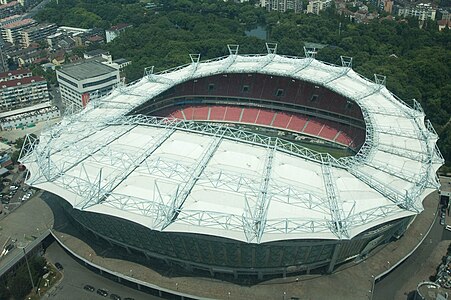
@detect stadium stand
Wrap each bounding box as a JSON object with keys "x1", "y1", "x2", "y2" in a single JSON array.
[{"x1": 155, "y1": 104, "x2": 364, "y2": 149}]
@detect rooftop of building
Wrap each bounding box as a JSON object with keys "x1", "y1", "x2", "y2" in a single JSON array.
[
  {"x1": 84, "y1": 49, "x2": 109, "y2": 58},
  {"x1": 87, "y1": 35, "x2": 104, "y2": 42},
  {"x1": 3, "y1": 18, "x2": 36, "y2": 30},
  {"x1": 438, "y1": 19, "x2": 451, "y2": 26},
  {"x1": 0, "y1": 14, "x2": 22, "y2": 24},
  {"x1": 0, "y1": 76, "x2": 46, "y2": 89},
  {"x1": 108, "y1": 23, "x2": 132, "y2": 31},
  {"x1": 0, "y1": 101, "x2": 53, "y2": 119},
  {"x1": 112, "y1": 58, "x2": 130, "y2": 64},
  {"x1": 23, "y1": 23, "x2": 57, "y2": 33},
  {"x1": 58, "y1": 60, "x2": 118, "y2": 81},
  {"x1": 0, "y1": 69, "x2": 31, "y2": 79},
  {"x1": 0, "y1": 1, "x2": 18, "y2": 9}
]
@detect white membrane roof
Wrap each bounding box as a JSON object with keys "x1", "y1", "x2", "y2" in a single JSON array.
[{"x1": 20, "y1": 52, "x2": 444, "y2": 244}]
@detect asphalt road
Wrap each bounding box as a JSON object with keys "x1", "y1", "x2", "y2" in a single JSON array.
[
  {"x1": 44, "y1": 241, "x2": 161, "y2": 300},
  {"x1": 373, "y1": 212, "x2": 442, "y2": 300},
  {"x1": 24, "y1": 0, "x2": 53, "y2": 18}
]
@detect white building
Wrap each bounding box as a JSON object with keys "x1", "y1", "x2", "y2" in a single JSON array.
[
  {"x1": 56, "y1": 60, "x2": 120, "y2": 110},
  {"x1": 0, "y1": 102, "x2": 60, "y2": 130},
  {"x1": 105, "y1": 23, "x2": 132, "y2": 43},
  {"x1": 261, "y1": 0, "x2": 302, "y2": 13},
  {"x1": 397, "y1": 3, "x2": 436, "y2": 21},
  {"x1": 111, "y1": 58, "x2": 131, "y2": 71},
  {"x1": 306, "y1": 0, "x2": 332, "y2": 15}
]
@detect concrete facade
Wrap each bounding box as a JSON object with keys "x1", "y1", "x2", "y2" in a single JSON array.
[{"x1": 56, "y1": 60, "x2": 120, "y2": 109}]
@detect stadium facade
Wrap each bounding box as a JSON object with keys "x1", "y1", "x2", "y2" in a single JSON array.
[{"x1": 20, "y1": 44, "x2": 443, "y2": 279}]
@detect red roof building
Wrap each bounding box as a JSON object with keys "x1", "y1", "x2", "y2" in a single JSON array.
[{"x1": 0, "y1": 75, "x2": 49, "y2": 111}]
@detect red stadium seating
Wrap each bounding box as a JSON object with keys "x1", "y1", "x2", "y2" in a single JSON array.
[
  {"x1": 154, "y1": 102, "x2": 364, "y2": 150},
  {"x1": 171, "y1": 110, "x2": 185, "y2": 120},
  {"x1": 183, "y1": 107, "x2": 195, "y2": 120},
  {"x1": 318, "y1": 120, "x2": 341, "y2": 141},
  {"x1": 209, "y1": 106, "x2": 227, "y2": 121},
  {"x1": 224, "y1": 107, "x2": 242, "y2": 122},
  {"x1": 192, "y1": 106, "x2": 210, "y2": 120},
  {"x1": 287, "y1": 115, "x2": 308, "y2": 132},
  {"x1": 240, "y1": 108, "x2": 259, "y2": 123},
  {"x1": 256, "y1": 110, "x2": 275, "y2": 126},
  {"x1": 335, "y1": 132, "x2": 353, "y2": 146},
  {"x1": 272, "y1": 112, "x2": 291, "y2": 128},
  {"x1": 303, "y1": 119, "x2": 324, "y2": 136}
]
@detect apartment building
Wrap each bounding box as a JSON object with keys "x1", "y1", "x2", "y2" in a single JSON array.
[
  {"x1": 397, "y1": 3, "x2": 436, "y2": 21},
  {"x1": 21, "y1": 22, "x2": 57, "y2": 47},
  {"x1": 0, "y1": 75, "x2": 49, "y2": 111},
  {"x1": 1, "y1": 18, "x2": 37, "y2": 45},
  {"x1": 261, "y1": 0, "x2": 302, "y2": 13},
  {"x1": 306, "y1": 0, "x2": 332, "y2": 15},
  {"x1": 0, "y1": 68, "x2": 32, "y2": 82}
]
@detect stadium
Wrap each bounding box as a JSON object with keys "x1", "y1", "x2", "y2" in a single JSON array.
[{"x1": 19, "y1": 44, "x2": 444, "y2": 280}]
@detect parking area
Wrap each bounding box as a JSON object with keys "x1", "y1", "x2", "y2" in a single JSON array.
[
  {"x1": 1, "y1": 165, "x2": 36, "y2": 220},
  {"x1": 44, "y1": 241, "x2": 157, "y2": 300}
]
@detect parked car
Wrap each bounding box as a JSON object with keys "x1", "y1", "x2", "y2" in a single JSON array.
[
  {"x1": 55, "y1": 262, "x2": 63, "y2": 270},
  {"x1": 97, "y1": 289, "x2": 108, "y2": 297},
  {"x1": 440, "y1": 218, "x2": 445, "y2": 226},
  {"x1": 83, "y1": 285, "x2": 95, "y2": 292},
  {"x1": 110, "y1": 294, "x2": 121, "y2": 300},
  {"x1": 446, "y1": 225, "x2": 451, "y2": 231}
]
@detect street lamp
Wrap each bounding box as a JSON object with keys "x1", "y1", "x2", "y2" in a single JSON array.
[{"x1": 17, "y1": 242, "x2": 35, "y2": 291}]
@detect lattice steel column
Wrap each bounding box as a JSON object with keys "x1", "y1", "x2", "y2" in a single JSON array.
[
  {"x1": 80, "y1": 127, "x2": 176, "y2": 209},
  {"x1": 321, "y1": 160, "x2": 348, "y2": 239},
  {"x1": 243, "y1": 146, "x2": 276, "y2": 243},
  {"x1": 161, "y1": 135, "x2": 224, "y2": 229}
]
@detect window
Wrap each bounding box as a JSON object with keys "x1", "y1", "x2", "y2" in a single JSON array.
[
  {"x1": 310, "y1": 94, "x2": 318, "y2": 102},
  {"x1": 276, "y1": 89, "x2": 284, "y2": 97},
  {"x1": 242, "y1": 85, "x2": 250, "y2": 93},
  {"x1": 82, "y1": 75, "x2": 118, "y2": 89},
  {"x1": 208, "y1": 83, "x2": 215, "y2": 91},
  {"x1": 59, "y1": 76, "x2": 78, "y2": 88},
  {"x1": 345, "y1": 101, "x2": 354, "y2": 110}
]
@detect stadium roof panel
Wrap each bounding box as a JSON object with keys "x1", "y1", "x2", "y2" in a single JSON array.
[{"x1": 20, "y1": 52, "x2": 443, "y2": 243}]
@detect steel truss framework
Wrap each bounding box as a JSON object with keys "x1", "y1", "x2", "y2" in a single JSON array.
[{"x1": 20, "y1": 44, "x2": 444, "y2": 243}]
